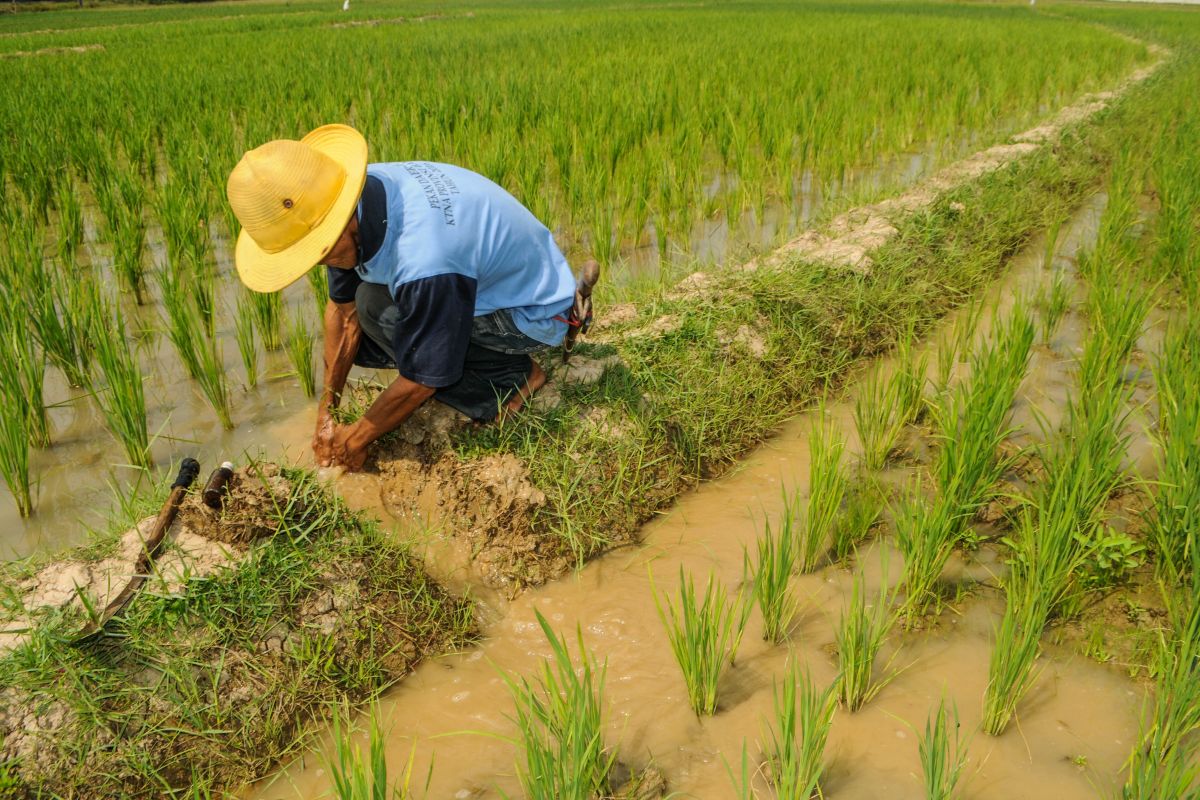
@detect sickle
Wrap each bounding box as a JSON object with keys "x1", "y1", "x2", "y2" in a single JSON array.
[{"x1": 70, "y1": 458, "x2": 201, "y2": 645}]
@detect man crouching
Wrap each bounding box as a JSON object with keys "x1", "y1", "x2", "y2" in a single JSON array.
[{"x1": 226, "y1": 124, "x2": 578, "y2": 470}]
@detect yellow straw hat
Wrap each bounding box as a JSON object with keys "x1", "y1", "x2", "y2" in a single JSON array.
[{"x1": 226, "y1": 124, "x2": 368, "y2": 293}]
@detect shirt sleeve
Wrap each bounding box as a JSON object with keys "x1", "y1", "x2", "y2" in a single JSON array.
[
  {"x1": 327, "y1": 266, "x2": 362, "y2": 305},
  {"x1": 391, "y1": 274, "x2": 477, "y2": 388}
]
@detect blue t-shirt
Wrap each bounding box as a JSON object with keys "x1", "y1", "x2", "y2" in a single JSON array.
[{"x1": 328, "y1": 163, "x2": 575, "y2": 387}]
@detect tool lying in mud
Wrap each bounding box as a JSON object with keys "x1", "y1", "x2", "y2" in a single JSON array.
[
  {"x1": 71, "y1": 458, "x2": 201, "y2": 644},
  {"x1": 562, "y1": 258, "x2": 600, "y2": 363},
  {"x1": 203, "y1": 461, "x2": 235, "y2": 509}
]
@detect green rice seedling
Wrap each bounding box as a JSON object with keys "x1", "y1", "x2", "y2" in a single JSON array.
[
  {"x1": 798, "y1": 414, "x2": 848, "y2": 572},
  {"x1": 328, "y1": 709, "x2": 429, "y2": 799},
  {"x1": 855, "y1": 342, "x2": 928, "y2": 472},
  {"x1": 54, "y1": 175, "x2": 83, "y2": 262},
  {"x1": 1151, "y1": 316, "x2": 1200, "y2": 583},
  {"x1": 836, "y1": 565, "x2": 898, "y2": 711},
  {"x1": 981, "y1": 569, "x2": 1046, "y2": 736},
  {"x1": 308, "y1": 267, "x2": 330, "y2": 320},
  {"x1": 286, "y1": 311, "x2": 317, "y2": 399},
  {"x1": 920, "y1": 696, "x2": 969, "y2": 800},
  {"x1": 894, "y1": 484, "x2": 961, "y2": 625},
  {"x1": 1121, "y1": 597, "x2": 1200, "y2": 799},
  {"x1": 501, "y1": 611, "x2": 614, "y2": 800},
  {"x1": 251, "y1": 290, "x2": 284, "y2": 351},
  {"x1": 90, "y1": 298, "x2": 152, "y2": 469},
  {"x1": 0, "y1": 363, "x2": 34, "y2": 516},
  {"x1": 234, "y1": 292, "x2": 259, "y2": 390},
  {"x1": 653, "y1": 567, "x2": 751, "y2": 716},
  {"x1": 746, "y1": 500, "x2": 801, "y2": 644},
  {"x1": 0, "y1": 313, "x2": 50, "y2": 448},
  {"x1": 1036, "y1": 270, "x2": 1072, "y2": 345},
  {"x1": 158, "y1": 266, "x2": 234, "y2": 429},
  {"x1": 929, "y1": 304, "x2": 1033, "y2": 538},
  {"x1": 1079, "y1": 275, "x2": 1151, "y2": 398},
  {"x1": 831, "y1": 474, "x2": 885, "y2": 561},
  {"x1": 765, "y1": 661, "x2": 837, "y2": 799},
  {"x1": 27, "y1": 257, "x2": 97, "y2": 388},
  {"x1": 112, "y1": 204, "x2": 148, "y2": 305},
  {"x1": 1042, "y1": 215, "x2": 1065, "y2": 271}
]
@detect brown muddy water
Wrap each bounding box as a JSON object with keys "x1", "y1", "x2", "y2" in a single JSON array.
[
  {"x1": 241, "y1": 192, "x2": 1157, "y2": 799},
  {"x1": 0, "y1": 144, "x2": 951, "y2": 561}
]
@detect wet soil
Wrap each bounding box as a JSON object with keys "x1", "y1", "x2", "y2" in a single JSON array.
[{"x1": 244, "y1": 191, "x2": 1166, "y2": 799}]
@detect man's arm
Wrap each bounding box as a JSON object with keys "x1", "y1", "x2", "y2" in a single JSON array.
[
  {"x1": 328, "y1": 375, "x2": 435, "y2": 470},
  {"x1": 314, "y1": 299, "x2": 361, "y2": 465}
]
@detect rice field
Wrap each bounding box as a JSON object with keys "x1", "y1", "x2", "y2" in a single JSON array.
[{"x1": 2, "y1": 0, "x2": 1200, "y2": 798}]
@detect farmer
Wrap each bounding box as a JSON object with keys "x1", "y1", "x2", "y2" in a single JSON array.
[{"x1": 225, "y1": 124, "x2": 581, "y2": 471}]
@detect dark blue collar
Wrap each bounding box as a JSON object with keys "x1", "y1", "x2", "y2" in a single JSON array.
[{"x1": 355, "y1": 174, "x2": 387, "y2": 266}]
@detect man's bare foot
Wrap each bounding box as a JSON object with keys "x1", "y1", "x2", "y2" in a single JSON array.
[{"x1": 499, "y1": 360, "x2": 547, "y2": 420}]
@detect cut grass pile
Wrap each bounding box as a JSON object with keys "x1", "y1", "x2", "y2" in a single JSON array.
[{"x1": 0, "y1": 466, "x2": 474, "y2": 798}]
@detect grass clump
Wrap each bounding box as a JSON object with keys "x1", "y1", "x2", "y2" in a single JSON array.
[
  {"x1": 0, "y1": 466, "x2": 474, "y2": 798},
  {"x1": 798, "y1": 414, "x2": 849, "y2": 573},
  {"x1": 654, "y1": 567, "x2": 750, "y2": 716},
  {"x1": 835, "y1": 566, "x2": 898, "y2": 712},
  {"x1": 90, "y1": 297, "x2": 152, "y2": 469},
  {"x1": 501, "y1": 611, "x2": 613, "y2": 800},
  {"x1": 764, "y1": 662, "x2": 837, "y2": 800},
  {"x1": 920, "y1": 696, "x2": 970, "y2": 800},
  {"x1": 747, "y1": 500, "x2": 802, "y2": 645}
]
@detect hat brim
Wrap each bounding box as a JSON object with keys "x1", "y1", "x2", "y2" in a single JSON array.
[{"x1": 233, "y1": 124, "x2": 368, "y2": 294}]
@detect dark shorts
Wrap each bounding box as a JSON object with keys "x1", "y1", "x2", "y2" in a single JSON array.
[{"x1": 353, "y1": 282, "x2": 548, "y2": 421}]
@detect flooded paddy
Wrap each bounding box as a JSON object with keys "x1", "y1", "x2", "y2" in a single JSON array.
[{"x1": 244, "y1": 192, "x2": 1160, "y2": 799}]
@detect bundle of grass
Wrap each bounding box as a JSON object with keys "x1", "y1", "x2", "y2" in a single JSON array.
[
  {"x1": 830, "y1": 475, "x2": 885, "y2": 562},
  {"x1": 251, "y1": 290, "x2": 284, "y2": 352},
  {"x1": 286, "y1": 310, "x2": 317, "y2": 399},
  {"x1": 654, "y1": 567, "x2": 750, "y2": 716},
  {"x1": 928, "y1": 304, "x2": 1034, "y2": 538},
  {"x1": 90, "y1": 297, "x2": 152, "y2": 469},
  {"x1": 893, "y1": 482, "x2": 961, "y2": 625},
  {"x1": 234, "y1": 290, "x2": 260, "y2": 389},
  {"x1": 798, "y1": 414, "x2": 848, "y2": 573},
  {"x1": 854, "y1": 340, "x2": 927, "y2": 471},
  {"x1": 836, "y1": 567, "x2": 897, "y2": 711},
  {"x1": 327, "y1": 707, "x2": 428, "y2": 800},
  {"x1": 502, "y1": 611, "x2": 614, "y2": 799},
  {"x1": 747, "y1": 498, "x2": 801, "y2": 644},
  {"x1": 981, "y1": 567, "x2": 1045, "y2": 737},
  {"x1": 158, "y1": 264, "x2": 234, "y2": 429},
  {"x1": 920, "y1": 696, "x2": 970, "y2": 799},
  {"x1": 1035, "y1": 270, "x2": 1072, "y2": 345},
  {"x1": 763, "y1": 662, "x2": 837, "y2": 799}
]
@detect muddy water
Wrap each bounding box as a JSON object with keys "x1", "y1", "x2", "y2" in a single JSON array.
[
  {"x1": 0, "y1": 139, "x2": 955, "y2": 560},
  {"x1": 244, "y1": 193, "x2": 1152, "y2": 799}
]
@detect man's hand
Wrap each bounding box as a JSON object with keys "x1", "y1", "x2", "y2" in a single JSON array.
[
  {"x1": 329, "y1": 423, "x2": 369, "y2": 472},
  {"x1": 313, "y1": 404, "x2": 336, "y2": 467}
]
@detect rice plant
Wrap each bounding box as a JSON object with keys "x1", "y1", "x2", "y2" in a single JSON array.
[
  {"x1": 251, "y1": 290, "x2": 284, "y2": 351},
  {"x1": 158, "y1": 265, "x2": 234, "y2": 429},
  {"x1": 1151, "y1": 315, "x2": 1200, "y2": 584},
  {"x1": 0, "y1": 314, "x2": 50, "y2": 448},
  {"x1": 501, "y1": 611, "x2": 614, "y2": 800},
  {"x1": 1036, "y1": 270, "x2": 1071, "y2": 345},
  {"x1": 0, "y1": 369, "x2": 34, "y2": 516},
  {"x1": 893, "y1": 484, "x2": 960, "y2": 625},
  {"x1": 653, "y1": 567, "x2": 751, "y2": 716},
  {"x1": 830, "y1": 475, "x2": 885, "y2": 562},
  {"x1": 764, "y1": 662, "x2": 837, "y2": 800},
  {"x1": 286, "y1": 311, "x2": 317, "y2": 399},
  {"x1": 746, "y1": 501, "x2": 801, "y2": 644},
  {"x1": 234, "y1": 291, "x2": 259, "y2": 389},
  {"x1": 54, "y1": 175, "x2": 83, "y2": 262},
  {"x1": 90, "y1": 298, "x2": 152, "y2": 469},
  {"x1": 798, "y1": 415, "x2": 848, "y2": 573},
  {"x1": 929, "y1": 304, "x2": 1034, "y2": 538},
  {"x1": 981, "y1": 571, "x2": 1045, "y2": 736},
  {"x1": 854, "y1": 343, "x2": 928, "y2": 471},
  {"x1": 920, "y1": 696, "x2": 970, "y2": 800},
  {"x1": 835, "y1": 566, "x2": 898, "y2": 711},
  {"x1": 327, "y1": 706, "x2": 430, "y2": 800},
  {"x1": 309, "y1": 266, "x2": 330, "y2": 320}
]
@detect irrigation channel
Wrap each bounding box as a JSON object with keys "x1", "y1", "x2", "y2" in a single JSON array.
[
  {"x1": 244, "y1": 191, "x2": 1157, "y2": 798},
  {"x1": 0, "y1": 143, "x2": 943, "y2": 561}
]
